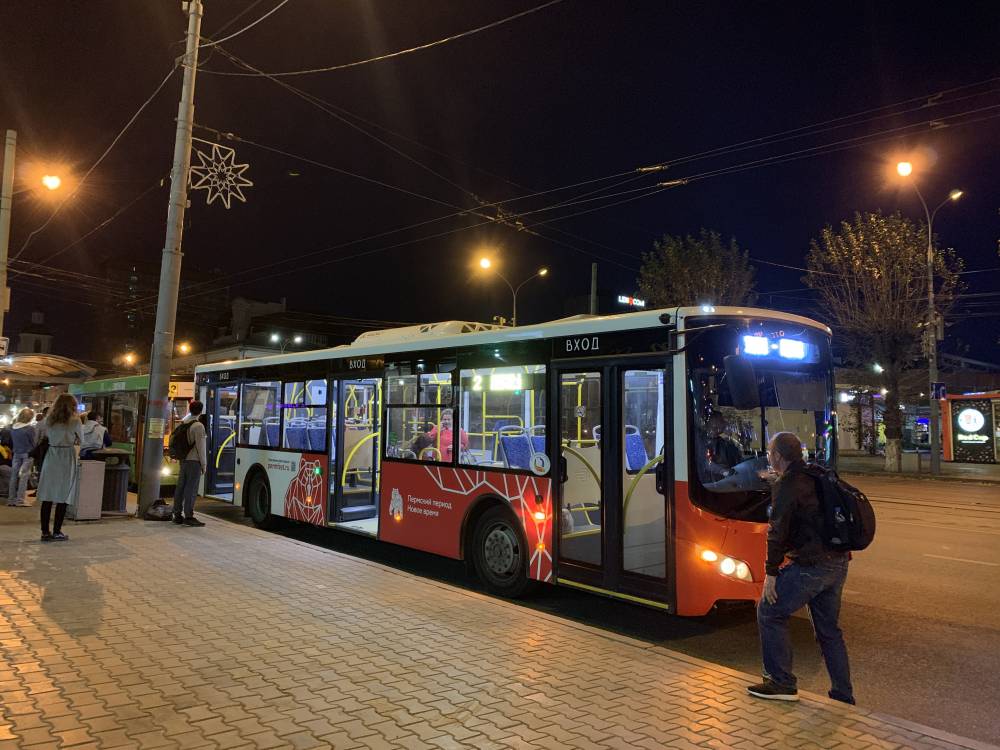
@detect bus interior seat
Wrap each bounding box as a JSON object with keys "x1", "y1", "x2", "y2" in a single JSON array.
[
  {"x1": 499, "y1": 430, "x2": 532, "y2": 469},
  {"x1": 624, "y1": 426, "x2": 648, "y2": 472},
  {"x1": 286, "y1": 421, "x2": 308, "y2": 450},
  {"x1": 307, "y1": 423, "x2": 325, "y2": 451},
  {"x1": 264, "y1": 419, "x2": 279, "y2": 447}
]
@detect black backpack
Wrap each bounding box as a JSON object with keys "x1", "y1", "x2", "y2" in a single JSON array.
[
  {"x1": 804, "y1": 464, "x2": 876, "y2": 552},
  {"x1": 167, "y1": 421, "x2": 193, "y2": 460}
]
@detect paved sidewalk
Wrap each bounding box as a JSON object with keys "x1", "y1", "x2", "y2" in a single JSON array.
[
  {"x1": 1, "y1": 506, "x2": 995, "y2": 750},
  {"x1": 839, "y1": 454, "x2": 1000, "y2": 484}
]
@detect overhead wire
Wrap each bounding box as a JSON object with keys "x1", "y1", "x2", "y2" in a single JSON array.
[
  {"x1": 641, "y1": 75, "x2": 1000, "y2": 171},
  {"x1": 9, "y1": 176, "x2": 166, "y2": 275},
  {"x1": 200, "y1": 0, "x2": 566, "y2": 76},
  {"x1": 10, "y1": 63, "x2": 179, "y2": 262},
  {"x1": 132, "y1": 96, "x2": 1000, "y2": 311},
  {"x1": 198, "y1": 0, "x2": 292, "y2": 49}
]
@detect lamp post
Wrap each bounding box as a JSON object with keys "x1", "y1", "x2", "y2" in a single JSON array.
[
  {"x1": 478, "y1": 257, "x2": 548, "y2": 327},
  {"x1": 0, "y1": 130, "x2": 66, "y2": 348},
  {"x1": 270, "y1": 332, "x2": 303, "y2": 353},
  {"x1": 896, "y1": 161, "x2": 963, "y2": 475}
]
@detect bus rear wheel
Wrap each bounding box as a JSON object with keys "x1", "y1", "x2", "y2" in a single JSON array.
[
  {"x1": 472, "y1": 505, "x2": 532, "y2": 598},
  {"x1": 247, "y1": 472, "x2": 276, "y2": 529}
]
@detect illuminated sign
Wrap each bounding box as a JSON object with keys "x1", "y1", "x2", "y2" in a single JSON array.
[
  {"x1": 617, "y1": 295, "x2": 646, "y2": 308},
  {"x1": 951, "y1": 399, "x2": 996, "y2": 463},
  {"x1": 489, "y1": 373, "x2": 523, "y2": 391},
  {"x1": 957, "y1": 408, "x2": 985, "y2": 433}
]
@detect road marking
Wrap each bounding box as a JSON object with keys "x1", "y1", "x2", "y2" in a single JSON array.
[
  {"x1": 923, "y1": 553, "x2": 999, "y2": 567},
  {"x1": 880, "y1": 519, "x2": 1000, "y2": 536}
]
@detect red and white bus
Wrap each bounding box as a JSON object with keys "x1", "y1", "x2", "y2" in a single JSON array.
[{"x1": 195, "y1": 306, "x2": 835, "y2": 615}]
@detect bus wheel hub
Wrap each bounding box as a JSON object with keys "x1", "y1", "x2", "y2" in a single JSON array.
[{"x1": 484, "y1": 526, "x2": 517, "y2": 576}]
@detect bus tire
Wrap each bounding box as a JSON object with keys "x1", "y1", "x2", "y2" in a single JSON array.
[
  {"x1": 472, "y1": 504, "x2": 533, "y2": 598},
  {"x1": 246, "y1": 471, "x2": 277, "y2": 529}
]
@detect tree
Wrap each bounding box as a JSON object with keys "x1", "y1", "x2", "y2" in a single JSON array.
[
  {"x1": 637, "y1": 229, "x2": 756, "y2": 307},
  {"x1": 805, "y1": 211, "x2": 962, "y2": 472}
]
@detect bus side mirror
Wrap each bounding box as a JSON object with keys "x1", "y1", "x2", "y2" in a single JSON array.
[{"x1": 724, "y1": 355, "x2": 760, "y2": 410}]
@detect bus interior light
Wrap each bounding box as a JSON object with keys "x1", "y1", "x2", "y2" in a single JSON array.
[
  {"x1": 778, "y1": 338, "x2": 806, "y2": 359},
  {"x1": 742, "y1": 335, "x2": 769, "y2": 356}
]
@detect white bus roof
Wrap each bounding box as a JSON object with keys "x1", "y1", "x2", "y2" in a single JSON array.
[{"x1": 195, "y1": 306, "x2": 831, "y2": 374}]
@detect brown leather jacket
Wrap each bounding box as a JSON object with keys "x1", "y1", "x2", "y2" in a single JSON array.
[{"x1": 766, "y1": 460, "x2": 843, "y2": 575}]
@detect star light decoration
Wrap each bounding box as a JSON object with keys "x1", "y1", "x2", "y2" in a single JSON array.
[{"x1": 189, "y1": 141, "x2": 252, "y2": 209}]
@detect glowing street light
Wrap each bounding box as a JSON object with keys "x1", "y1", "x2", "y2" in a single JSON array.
[
  {"x1": 894, "y1": 158, "x2": 964, "y2": 476},
  {"x1": 177, "y1": 342, "x2": 191, "y2": 355},
  {"x1": 270, "y1": 332, "x2": 303, "y2": 353},
  {"x1": 476, "y1": 255, "x2": 549, "y2": 327},
  {"x1": 123, "y1": 352, "x2": 136, "y2": 366},
  {"x1": 41, "y1": 175, "x2": 62, "y2": 191}
]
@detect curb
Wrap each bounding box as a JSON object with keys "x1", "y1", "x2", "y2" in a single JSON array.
[
  {"x1": 191, "y1": 508, "x2": 1000, "y2": 750},
  {"x1": 842, "y1": 470, "x2": 1000, "y2": 486}
]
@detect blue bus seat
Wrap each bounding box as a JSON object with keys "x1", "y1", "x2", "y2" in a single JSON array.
[
  {"x1": 625, "y1": 429, "x2": 648, "y2": 472},
  {"x1": 499, "y1": 433, "x2": 532, "y2": 470}
]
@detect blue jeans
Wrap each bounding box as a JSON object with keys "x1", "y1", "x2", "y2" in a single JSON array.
[
  {"x1": 173, "y1": 460, "x2": 202, "y2": 519},
  {"x1": 7, "y1": 453, "x2": 33, "y2": 503},
  {"x1": 757, "y1": 556, "x2": 854, "y2": 703}
]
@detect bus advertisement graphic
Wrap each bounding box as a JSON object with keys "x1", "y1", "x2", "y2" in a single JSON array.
[{"x1": 380, "y1": 463, "x2": 554, "y2": 581}]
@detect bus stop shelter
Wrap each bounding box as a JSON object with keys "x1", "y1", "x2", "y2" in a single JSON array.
[{"x1": 0, "y1": 353, "x2": 96, "y2": 384}]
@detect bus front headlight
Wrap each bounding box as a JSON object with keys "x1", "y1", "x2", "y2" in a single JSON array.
[{"x1": 700, "y1": 549, "x2": 753, "y2": 582}]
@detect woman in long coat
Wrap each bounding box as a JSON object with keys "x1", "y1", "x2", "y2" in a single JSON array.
[{"x1": 37, "y1": 393, "x2": 83, "y2": 541}]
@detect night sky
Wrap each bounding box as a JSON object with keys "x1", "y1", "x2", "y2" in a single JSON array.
[{"x1": 2, "y1": 1, "x2": 998, "y2": 368}]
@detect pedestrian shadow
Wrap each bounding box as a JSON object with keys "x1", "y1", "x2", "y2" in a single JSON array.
[{"x1": 11, "y1": 531, "x2": 129, "y2": 638}]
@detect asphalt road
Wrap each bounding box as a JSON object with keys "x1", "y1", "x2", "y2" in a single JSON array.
[{"x1": 196, "y1": 475, "x2": 1000, "y2": 745}]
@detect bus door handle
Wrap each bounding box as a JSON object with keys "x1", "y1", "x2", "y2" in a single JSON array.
[
  {"x1": 559, "y1": 455, "x2": 568, "y2": 484},
  {"x1": 655, "y1": 463, "x2": 665, "y2": 495}
]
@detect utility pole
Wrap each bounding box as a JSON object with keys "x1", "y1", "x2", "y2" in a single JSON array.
[
  {"x1": 589, "y1": 262, "x2": 598, "y2": 315},
  {"x1": 0, "y1": 130, "x2": 16, "y2": 347},
  {"x1": 139, "y1": 0, "x2": 203, "y2": 517}
]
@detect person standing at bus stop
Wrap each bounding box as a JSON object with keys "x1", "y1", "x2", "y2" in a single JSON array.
[
  {"x1": 748, "y1": 431, "x2": 854, "y2": 705},
  {"x1": 37, "y1": 394, "x2": 84, "y2": 542},
  {"x1": 172, "y1": 400, "x2": 207, "y2": 527}
]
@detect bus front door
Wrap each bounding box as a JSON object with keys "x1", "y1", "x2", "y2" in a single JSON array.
[
  {"x1": 205, "y1": 383, "x2": 239, "y2": 500},
  {"x1": 554, "y1": 363, "x2": 673, "y2": 609}
]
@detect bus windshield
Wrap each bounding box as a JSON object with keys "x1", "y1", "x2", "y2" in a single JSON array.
[{"x1": 686, "y1": 318, "x2": 834, "y2": 521}]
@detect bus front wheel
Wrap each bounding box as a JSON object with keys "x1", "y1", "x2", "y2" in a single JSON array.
[
  {"x1": 247, "y1": 472, "x2": 276, "y2": 529},
  {"x1": 472, "y1": 505, "x2": 532, "y2": 598}
]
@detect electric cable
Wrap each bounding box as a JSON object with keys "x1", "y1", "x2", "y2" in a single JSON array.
[
  {"x1": 198, "y1": 0, "x2": 292, "y2": 49},
  {"x1": 200, "y1": 0, "x2": 565, "y2": 76},
  {"x1": 10, "y1": 64, "x2": 179, "y2": 262}
]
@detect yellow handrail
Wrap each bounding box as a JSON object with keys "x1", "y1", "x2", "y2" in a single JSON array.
[
  {"x1": 214, "y1": 429, "x2": 235, "y2": 469},
  {"x1": 622, "y1": 454, "x2": 664, "y2": 523},
  {"x1": 341, "y1": 431, "x2": 379, "y2": 485}
]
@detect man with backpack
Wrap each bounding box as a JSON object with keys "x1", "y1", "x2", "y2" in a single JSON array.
[
  {"x1": 747, "y1": 431, "x2": 855, "y2": 705},
  {"x1": 171, "y1": 400, "x2": 207, "y2": 527}
]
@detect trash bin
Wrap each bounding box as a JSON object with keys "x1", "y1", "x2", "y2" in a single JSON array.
[
  {"x1": 69, "y1": 460, "x2": 105, "y2": 520},
  {"x1": 91, "y1": 448, "x2": 131, "y2": 513}
]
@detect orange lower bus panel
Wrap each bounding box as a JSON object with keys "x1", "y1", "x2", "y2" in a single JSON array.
[{"x1": 673, "y1": 481, "x2": 766, "y2": 616}]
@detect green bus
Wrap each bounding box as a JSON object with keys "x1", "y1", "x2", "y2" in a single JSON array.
[{"x1": 68, "y1": 374, "x2": 194, "y2": 492}]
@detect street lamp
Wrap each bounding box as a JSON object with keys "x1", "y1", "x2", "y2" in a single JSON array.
[
  {"x1": 177, "y1": 342, "x2": 191, "y2": 355},
  {"x1": 270, "y1": 332, "x2": 303, "y2": 353},
  {"x1": 477, "y1": 256, "x2": 549, "y2": 327},
  {"x1": 896, "y1": 160, "x2": 963, "y2": 475}
]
